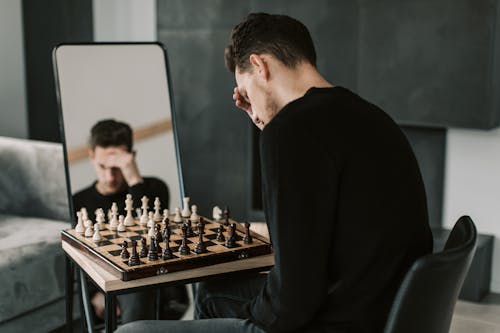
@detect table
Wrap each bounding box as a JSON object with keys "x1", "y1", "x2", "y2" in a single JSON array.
[{"x1": 62, "y1": 240, "x2": 274, "y2": 332}]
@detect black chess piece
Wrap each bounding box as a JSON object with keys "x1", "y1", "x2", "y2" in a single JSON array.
[
  {"x1": 178, "y1": 224, "x2": 191, "y2": 255},
  {"x1": 120, "y1": 240, "x2": 130, "y2": 259},
  {"x1": 148, "y1": 237, "x2": 158, "y2": 261},
  {"x1": 156, "y1": 237, "x2": 162, "y2": 254},
  {"x1": 155, "y1": 224, "x2": 163, "y2": 243},
  {"x1": 223, "y1": 206, "x2": 230, "y2": 226},
  {"x1": 185, "y1": 220, "x2": 195, "y2": 237},
  {"x1": 225, "y1": 223, "x2": 236, "y2": 248},
  {"x1": 243, "y1": 222, "x2": 253, "y2": 244},
  {"x1": 194, "y1": 221, "x2": 207, "y2": 254},
  {"x1": 128, "y1": 240, "x2": 140, "y2": 266},
  {"x1": 163, "y1": 226, "x2": 171, "y2": 243},
  {"x1": 162, "y1": 239, "x2": 174, "y2": 260},
  {"x1": 216, "y1": 226, "x2": 226, "y2": 242},
  {"x1": 140, "y1": 237, "x2": 148, "y2": 258},
  {"x1": 199, "y1": 217, "x2": 206, "y2": 234}
]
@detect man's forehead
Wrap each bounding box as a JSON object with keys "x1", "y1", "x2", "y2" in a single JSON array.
[{"x1": 94, "y1": 145, "x2": 127, "y2": 155}]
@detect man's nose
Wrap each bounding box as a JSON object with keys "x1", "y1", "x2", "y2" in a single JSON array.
[{"x1": 105, "y1": 169, "x2": 115, "y2": 182}]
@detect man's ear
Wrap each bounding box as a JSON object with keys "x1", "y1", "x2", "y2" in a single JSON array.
[
  {"x1": 249, "y1": 54, "x2": 270, "y2": 81},
  {"x1": 88, "y1": 148, "x2": 95, "y2": 160}
]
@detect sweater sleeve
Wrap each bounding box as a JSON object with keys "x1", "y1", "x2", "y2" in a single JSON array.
[
  {"x1": 128, "y1": 178, "x2": 170, "y2": 209},
  {"x1": 247, "y1": 121, "x2": 339, "y2": 332}
]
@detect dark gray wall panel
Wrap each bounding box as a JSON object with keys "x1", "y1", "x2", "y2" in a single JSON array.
[{"x1": 358, "y1": 0, "x2": 500, "y2": 129}]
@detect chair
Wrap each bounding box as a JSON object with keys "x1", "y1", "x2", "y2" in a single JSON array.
[{"x1": 384, "y1": 216, "x2": 477, "y2": 333}]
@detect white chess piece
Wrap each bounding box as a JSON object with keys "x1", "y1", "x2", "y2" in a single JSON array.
[
  {"x1": 85, "y1": 223, "x2": 94, "y2": 237},
  {"x1": 124, "y1": 194, "x2": 135, "y2": 226},
  {"x1": 108, "y1": 203, "x2": 119, "y2": 231},
  {"x1": 81, "y1": 207, "x2": 89, "y2": 222},
  {"x1": 212, "y1": 206, "x2": 222, "y2": 221},
  {"x1": 117, "y1": 215, "x2": 126, "y2": 232},
  {"x1": 153, "y1": 197, "x2": 162, "y2": 222},
  {"x1": 182, "y1": 197, "x2": 191, "y2": 217},
  {"x1": 190, "y1": 205, "x2": 200, "y2": 223},
  {"x1": 162, "y1": 209, "x2": 169, "y2": 225},
  {"x1": 147, "y1": 211, "x2": 155, "y2": 228},
  {"x1": 75, "y1": 211, "x2": 85, "y2": 233},
  {"x1": 135, "y1": 208, "x2": 142, "y2": 219},
  {"x1": 140, "y1": 196, "x2": 149, "y2": 226},
  {"x1": 92, "y1": 227, "x2": 102, "y2": 241},
  {"x1": 174, "y1": 207, "x2": 183, "y2": 223},
  {"x1": 95, "y1": 209, "x2": 106, "y2": 230},
  {"x1": 148, "y1": 223, "x2": 155, "y2": 238}
]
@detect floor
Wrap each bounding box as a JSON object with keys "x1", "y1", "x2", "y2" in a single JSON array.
[{"x1": 451, "y1": 294, "x2": 500, "y2": 333}]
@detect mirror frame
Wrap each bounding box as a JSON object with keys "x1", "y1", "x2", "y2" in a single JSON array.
[{"x1": 52, "y1": 42, "x2": 185, "y2": 226}]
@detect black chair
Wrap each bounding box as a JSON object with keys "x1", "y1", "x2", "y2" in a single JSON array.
[{"x1": 384, "y1": 216, "x2": 477, "y2": 333}]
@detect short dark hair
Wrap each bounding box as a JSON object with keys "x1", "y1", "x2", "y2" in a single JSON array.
[
  {"x1": 89, "y1": 119, "x2": 133, "y2": 152},
  {"x1": 225, "y1": 13, "x2": 317, "y2": 73}
]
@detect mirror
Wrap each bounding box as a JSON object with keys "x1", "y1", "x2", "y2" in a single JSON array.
[{"x1": 53, "y1": 43, "x2": 184, "y2": 223}]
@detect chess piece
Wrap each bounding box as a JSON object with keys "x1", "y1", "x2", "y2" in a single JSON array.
[
  {"x1": 156, "y1": 237, "x2": 162, "y2": 254},
  {"x1": 109, "y1": 202, "x2": 119, "y2": 230},
  {"x1": 155, "y1": 224, "x2": 163, "y2": 243},
  {"x1": 162, "y1": 225, "x2": 171, "y2": 242},
  {"x1": 92, "y1": 227, "x2": 102, "y2": 242},
  {"x1": 140, "y1": 196, "x2": 149, "y2": 226},
  {"x1": 81, "y1": 208, "x2": 91, "y2": 227},
  {"x1": 223, "y1": 206, "x2": 230, "y2": 226},
  {"x1": 135, "y1": 208, "x2": 142, "y2": 219},
  {"x1": 147, "y1": 211, "x2": 155, "y2": 228},
  {"x1": 84, "y1": 223, "x2": 94, "y2": 237},
  {"x1": 194, "y1": 221, "x2": 207, "y2": 254},
  {"x1": 95, "y1": 208, "x2": 106, "y2": 230},
  {"x1": 128, "y1": 240, "x2": 140, "y2": 266},
  {"x1": 75, "y1": 211, "x2": 85, "y2": 233},
  {"x1": 162, "y1": 209, "x2": 170, "y2": 227},
  {"x1": 216, "y1": 226, "x2": 225, "y2": 242},
  {"x1": 243, "y1": 222, "x2": 253, "y2": 244},
  {"x1": 182, "y1": 197, "x2": 191, "y2": 217},
  {"x1": 124, "y1": 194, "x2": 135, "y2": 226},
  {"x1": 162, "y1": 240, "x2": 174, "y2": 260},
  {"x1": 174, "y1": 207, "x2": 183, "y2": 223},
  {"x1": 185, "y1": 220, "x2": 194, "y2": 238},
  {"x1": 178, "y1": 224, "x2": 191, "y2": 255},
  {"x1": 148, "y1": 220, "x2": 156, "y2": 238},
  {"x1": 190, "y1": 205, "x2": 200, "y2": 223},
  {"x1": 153, "y1": 197, "x2": 162, "y2": 222},
  {"x1": 225, "y1": 223, "x2": 236, "y2": 248},
  {"x1": 121, "y1": 241, "x2": 130, "y2": 259},
  {"x1": 148, "y1": 237, "x2": 158, "y2": 261},
  {"x1": 117, "y1": 215, "x2": 126, "y2": 232},
  {"x1": 140, "y1": 238, "x2": 148, "y2": 258},
  {"x1": 212, "y1": 206, "x2": 222, "y2": 221}
]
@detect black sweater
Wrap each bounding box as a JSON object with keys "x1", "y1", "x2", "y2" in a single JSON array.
[
  {"x1": 247, "y1": 87, "x2": 432, "y2": 333},
  {"x1": 73, "y1": 177, "x2": 169, "y2": 221}
]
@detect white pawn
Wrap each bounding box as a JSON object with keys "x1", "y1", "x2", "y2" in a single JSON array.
[
  {"x1": 81, "y1": 207, "x2": 89, "y2": 222},
  {"x1": 153, "y1": 197, "x2": 162, "y2": 222},
  {"x1": 109, "y1": 202, "x2": 118, "y2": 229},
  {"x1": 135, "y1": 208, "x2": 142, "y2": 219},
  {"x1": 95, "y1": 209, "x2": 106, "y2": 231},
  {"x1": 140, "y1": 196, "x2": 149, "y2": 226},
  {"x1": 174, "y1": 207, "x2": 183, "y2": 223},
  {"x1": 190, "y1": 205, "x2": 200, "y2": 223},
  {"x1": 117, "y1": 215, "x2": 126, "y2": 232},
  {"x1": 162, "y1": 209, "x2": 169, "y2": 224},
  {"x1": 75, "y1": 211, "x2": 85, "y2": 233},
  {"x1": 92, "y1": 227, "x2": 102, "y2": 242},
  {"x1": 212, "y1": 206, "x2": 222, "y2": 221},
  {"x1": 148, "y1": 223, "x2": 155, "y2": 238},
  {"x1": 147, "y1": 211, "x2": 155, "y2": 228},
  {"x1": 124, "y1": 194, "x2": 135, "y2": 226},
  {"x1": 85, "y1": 223, "x2": 94, "y2": 237},
  {"x1": 182, "y1": 197, "x2": 191, "y2": 217}
]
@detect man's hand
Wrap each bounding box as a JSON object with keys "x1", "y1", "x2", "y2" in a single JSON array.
[
  {"x1": 233, "y1": 87, "x2": 264, "y2": 130},
  {"x1": 107, "y1": 150, "x2": 143, "y2": 186},
  {"x1": 91, "y1": 291, "x2": 121, "y2": 319}
]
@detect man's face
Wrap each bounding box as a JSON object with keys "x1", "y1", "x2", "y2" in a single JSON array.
[
  {"x1": 89, "y1": 145, "x2": 127, "y2": 194},
  {"x1": 235, "y1": 67, "x2": 278, "y2": 127}
]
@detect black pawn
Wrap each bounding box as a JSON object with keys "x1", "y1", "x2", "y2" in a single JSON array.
[
  {"x1": 155, "y1": 224, "x2": 163, "y2": 243},
  {"x1": 139, "y1": 237, "x2": 148, "y2": 258},
  {"x1": 128, "y1": 240, "x2": 140, "y2": 266},
  {"x1": 156, "y1": 237, "x2": 162, "y2": 254},
  {"x1": 216, "y1": 226, "x2": 225, "y2": 242},
  {"x1": 194, "y1": 221, "x2": 207, "y2": 254},
  {"x1": 223, "y1": 206, "x2": 230, "y2": 226},
  {"x1": 185, "y1": 220, "x2": 195, "y2": 237},
  {"x1": 243, "y1": 222, "x2": 253, "y2": 244},
  {"x1": 198, "y1": 217, "x2": 206, "y2": 234},
  {"x1": 162, "y1": 239, "x2": 174, "y2": 260},
  {"x1": 120, "y1": 240, "x2": 130, "y2": 259},
  {"x1": 225, "y1": 224, "x2": 236, "y2": 248},
  {"x1": 148, "y1": 237, "x2": 158, "y2": 261},
  {"x1": 163, "y1": 226, "x2": 171, "y2": 243},
  {"x1": 179, "y1": 224, "x2": 191, "y2": 255}
]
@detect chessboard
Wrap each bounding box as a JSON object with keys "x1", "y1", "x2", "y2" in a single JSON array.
[{"x1": 61, "y1": 216, "x2": 272, "y2": 281}]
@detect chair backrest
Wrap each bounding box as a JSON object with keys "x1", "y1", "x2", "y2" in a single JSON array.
[{"x1": 384, "y1": 216, "x2": 477, "y2": 333}]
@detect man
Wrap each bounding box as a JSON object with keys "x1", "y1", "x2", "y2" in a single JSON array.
[
  {"x1": 118, "y1": 13, "x2": 432, "y2": 333},
  {"x1": 73, "y1": 119, "x2": 188, "y2": 323}
]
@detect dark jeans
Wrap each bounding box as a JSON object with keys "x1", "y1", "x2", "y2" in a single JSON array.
[{"x1": 115, "y1": 273, "x2": 267, "y2": 333}]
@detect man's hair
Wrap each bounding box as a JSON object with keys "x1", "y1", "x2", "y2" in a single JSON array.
[
  {"x1": 225, "y1": 13, "x2": 317, "y2": 73},
  {"x1": 89, "y1": 119, "x2": 133, "y2": 152}
]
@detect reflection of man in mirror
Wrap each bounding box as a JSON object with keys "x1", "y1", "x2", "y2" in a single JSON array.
[{"x1": 73, "y1": 119, "x2": 188, "y2": 323}]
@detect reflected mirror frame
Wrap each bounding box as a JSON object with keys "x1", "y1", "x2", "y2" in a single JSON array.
[{"x1": 52, "y1": 42, "x2": 186, "y2": 226}]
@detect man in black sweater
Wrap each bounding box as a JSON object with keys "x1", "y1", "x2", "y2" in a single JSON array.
[
  {"x1": 74, "y1": 119, "x2": 188, "y2": 323},
  {"x1": 117, "y1": 13, "x2": 432, "y2": 333}
]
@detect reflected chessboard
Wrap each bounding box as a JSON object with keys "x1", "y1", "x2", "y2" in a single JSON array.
[{"x1": 61, "y1": 217, "x2": 272, "y2": 281}]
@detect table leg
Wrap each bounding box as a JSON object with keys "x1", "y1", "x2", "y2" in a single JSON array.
[
  {"x1": 79, "y1": 270, "x2": 95, "y2": 332},
  {"x1": 65, "y1": 256, "x2": 73, "y2": 333},
  {"x1": 155, "y1": 288, "x2": 161, "y2": 320},
  {"x1": 105, "y1": 293, "x2": 116, "y2": 333}
]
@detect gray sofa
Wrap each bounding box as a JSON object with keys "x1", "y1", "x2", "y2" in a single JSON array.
[{"x1": 0, "y1": 136, "x2": 71, "y2": 332}]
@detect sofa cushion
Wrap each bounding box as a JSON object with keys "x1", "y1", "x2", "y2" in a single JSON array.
[
  {"x1": 0, "y1": 136, "x2": 70, "y2": 221},
  {"x1": 0, "y1": 214, "x2": 69, "y2": 323}
]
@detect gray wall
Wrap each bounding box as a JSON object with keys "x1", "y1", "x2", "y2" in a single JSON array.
[{"x1": 0, "y1": 0, "x2": 28, "y2": 139}]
